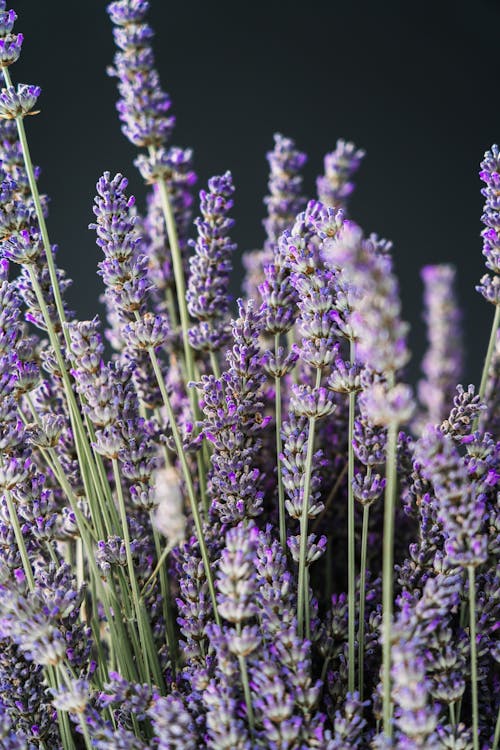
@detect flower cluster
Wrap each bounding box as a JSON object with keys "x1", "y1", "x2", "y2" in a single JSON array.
[{"x1": 0, "y1": 3, "x2": 498, "y2": 750}]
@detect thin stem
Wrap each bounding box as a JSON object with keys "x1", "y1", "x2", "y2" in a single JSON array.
[
  {"x1": 5, "y1": 489, "x2": 35, "y2": 589},
  {"x1": 141, "y1": 542, "x2": 172, "y2": 598},
  {"x1": 347, "y1": 383, "x2": 356, "y2": 694},
  {"x1": 449, "y1": 701, "x2": 456, "y2": 729},
  {"x1": 147, "y1": 345, "x2": 220, "y2": 624},
  {"x1": 57, "y1": 666, "x2": 92, "y2": 750},
  {"x1": 153, "y1": 178, "x2": 209, "y2": 515},
  {"x1": 275, "y1": 336, "x2": 286, "y2": 549},
  {"x1": 236, "y1": 625, "x2": 255, "y2": 733},
  {"x1": 493, "y1": 702, "x2": 500, "y2": 750},
  {"x1": 26, "y1": 266, "x2": 107, "y2": 540},
  {"x1": 155, "y1": 173, "x2": 194, "y2": 386},
  {"x1": 3, "y1": 68, "x2": 69, "y2": 347},
  {"x1": 112, "y1": 459, "x2": 165, "y2": 692},
  {"x1": 478, "y1": 304, "x2": 500, "y2": 402},
  {"x1": 358, "y1": 502, "x2": 370, "y2": 701},
  {"x1": 297, "y1": 368, "x2": 321, "y2": 639},
  {"x1": 150, "y1": 517, "x2": 177, "y2": 676},
  {"x1": 311, "y1": 462, "x2": 348, "y2": 533},
  {"x1": 210, "y1": 350, "x2": 221, "y2": 380},
  {"x1": 382, "y1": 421, "x2": 398, "y2": 739},
  {"x1": 287, "y1": 329, "x2": 298, "y2": 384},
  {"x1": 468, "y1": 565, "x2": 479, "y2": 750}
]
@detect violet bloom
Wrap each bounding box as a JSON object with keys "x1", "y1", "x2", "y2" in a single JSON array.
[
  {"x1": 175, "y1": 535, "x2": 213, "y2": 682},
  {"x1": 280, "y1": 203, "x2": 344, "y2": 374},
  {"x1": 91, "y1": 172, "x2": 148, "y2": 320},
  {"x1": 415, "y1": 426, "x2": 487, "y2": 568},
  {"x1": 148, "y1": 694, "x2": 199, "y2": 750},
  {"x1": 107, "y1": 0, "x2": 174, "y2": 149},
  {"x1": 243, "y1": 133, "x2": 306, "y2": 299},
  {"x1": 317, "y1": 138, "x2": 365, "y2": 212},
  {"x1": 107, "y1": 0, "x2": 197, "y2": 274},
  {"x1": 417, "y1": 264, "x2": 463, "y2": 428},
  {"x1": 477, "y1": 145, "x2": 500, "y2": 304},
  {"x1": 280, "y1": 413, "x2": 325, "y2": 522},
  {"x1": 391, "y1": 642, "x2": 439, "y2": 749},
  {"x1": 195, "y1": 299, "x2": 269, "y2": 525},
  {"x1": 187, "y1": 171, "x2": 236, "y2": 353},
  {"x1": 440, "y1": 384, "x2": 485, "y2": 440},
  {"x1": 216, "y1": 522, "x2": 259, "y2": 632},
  {"x1": 91, "y1": 172, "x2": 170, "y2": 355},
  {"x1": 263, "y1": 133, "x2": 307, "y2": 251},
  {"x1": 203, "y1": 623, "x2": 252, "y2": 750}
]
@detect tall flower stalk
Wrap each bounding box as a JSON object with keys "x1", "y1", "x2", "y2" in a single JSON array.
[{"x1": 477, "y1": 146, "x2": 500, "y2": 403}]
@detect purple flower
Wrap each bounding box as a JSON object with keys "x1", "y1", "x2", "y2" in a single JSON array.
[
  {"x1": 415, "y1": 426, "x2": 488, "y2": 568},
  {"x1": 417, "y1": 264, "x2": 463, "y2": 428},
  {"x1": 479, "y1": 145, "x2": 500, "y2": 276},
  {"x1": 195, "y1": 300, "x2": 268, "y2": 525},
  {"x1": 280, "y1": 414, "x2": 325, "y2": 521},
  {"x1": 107, "y1": 0, "x2": 175, "y2": 148},
  {"x1": 187, "y1": 171, "x2": 236, "y2": 353},
  {"x1": 0, "y1": 31, "x2": 23, "y2": 69},
  {"x1": 391, "y1": 642, "x2": 439, "y2": 747},
  {"x1": 316, "y1": 139, "x2": 365, "y2": 212},
  {"x1": 216, "y1": 522, "x2": 259, "y2": 625},
  {"x1": 263, "y1": 133, "x2": 307, "y2": 250},
  {"x1": 243, "y1": 133, "x2": 306, "y2": 300},
  {"x1": 0, "y1": 84, "x2": 40, "y2": 119},
  {"x1": 440, "y1": 384, "x2": 486, "y2": 440},
  {"x1": 148, "y1": 694, "x2": 199, "y2": 750}
]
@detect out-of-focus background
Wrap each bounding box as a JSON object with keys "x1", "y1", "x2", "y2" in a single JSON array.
[{"x1": 13, "y1": 0, "x2": 500, "y2": 385}]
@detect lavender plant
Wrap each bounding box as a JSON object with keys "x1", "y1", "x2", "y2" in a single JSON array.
[{"x1": 0, "y1": 2, "x2": 497, "y2": 749}]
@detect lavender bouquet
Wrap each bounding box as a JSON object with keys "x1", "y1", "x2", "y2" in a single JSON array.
[{"x1": 0, "y1": 2, "x2": 498, "y2": 749}]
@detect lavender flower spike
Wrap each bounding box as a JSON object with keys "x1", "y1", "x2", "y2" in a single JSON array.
[
  {"x1": 317, "y1": 138, "x2": 365, "y2": 212},
  {"x1": 187, "y1": 171, "x2": 236, "y2": 355},
  {"x1": 417, "y1": 264, "x2": 463, "y2": 428},
  {"x1": 243, "y1": 132, "x2": 306, "y2": 299},
  {"x1": 477, "y1": 145, "x2": 500, "y2": 405},
  {"x1": 107, "y1": 0, "x2": 175, "y2": 148}
]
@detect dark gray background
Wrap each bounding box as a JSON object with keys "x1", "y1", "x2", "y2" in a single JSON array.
[{"x1": 11, "y1": 0, "x2": 500, "y2": 386}]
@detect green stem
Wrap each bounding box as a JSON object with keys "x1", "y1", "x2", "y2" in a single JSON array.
[
  {"x1": 311, "y1": 462, "x2": 348, "y2": 532},
  {"x1": 493, "y1": 702, "x2": 500, "y2": 750},
  {"x1": 449, "y1": 701, "x2": 456, "y2": 729},
  {"x1": 141, "y1": 542, "x2": 172, "y2": 598},
  {"x1": 478, "y1": 304, "x2": 500, "y2": 402},
  {"x1": 275, "y1": 337, "x2": 286, "y2": 549},
  {"x1": 147, "y1": 345, "x2": 220, "y2": 624},
  {"x1": 236, "y1": 625, "x2": 255, "y2": 733},
  {"x1": 57, "y1": 666, "x2": 92, "y2": 750},
  {"x1": 238, "y1": 654, "x2": 255, "y2": 732},
  {"x1": 5, "y1": 488, "x2": 35, "y2": 589},
  {"x1": 358, "y1": 502, "x2": 370, "y2": 701},
  {"x1": 150, "y1": 517, "x2": 177, "y2": 676},
  {"x1": 210, "y1": 350, "x2": 221, "y2": 380},
  {"x1": 112, "y1": 459, "x2": 165, "y2": 691},
  {"x1": 297, "y1": 368, "x2": 321, "y2": 639},
  {"x1": 347, "y1": 384, "x2": 356, "y2": 695},
  {"x1": 26, "y1": 266, "x2": 107, "y2": 540},
  {"x1": 155, "y1": 173, "x2": 194, "y2": 385},
  {"x1": 287, "y1": 329, "x2": 298, "y2": 384},
  {"x1": 382, "y1": 421, "x2": 398, "y2": 738},
  {"x1": 468, "y1": 565, "x2": 479, "y2": 750}
]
